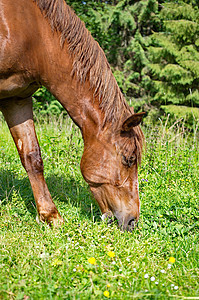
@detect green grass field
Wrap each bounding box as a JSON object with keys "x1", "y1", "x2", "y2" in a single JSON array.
[{"x1": 0, "y1": 115, "x2": 198, "y2": 299}]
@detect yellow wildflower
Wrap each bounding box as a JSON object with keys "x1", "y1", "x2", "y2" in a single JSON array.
[
  {"x1": 88, "y1": 257, "x2": 96, "y2": 265},
  {"x1": 107, "y1": 284, "x2": 111, "y2": 288},
  {"x1": 104, "y1": 290, "x2": 110, "y2": 298},
  {"x1": 51, "y1": 259, "x2": 63, "y2": 266},
  {"x1": 169, "y1": 257, "x2": 175, "y2": 263},
  {"x1": 108, "y1": 251, "x2": 115, "y2": 258}
]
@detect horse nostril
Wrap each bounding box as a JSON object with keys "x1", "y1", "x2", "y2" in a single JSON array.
[{"x1": 128, "y1": 218, "x2": 136, "y2": 228}]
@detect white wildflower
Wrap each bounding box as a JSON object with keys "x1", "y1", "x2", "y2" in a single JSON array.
[
  {"x1": 167, "y1": 264, "x2": 172, "y2": 269},
  {"x1": 133, "y1": 268, "x2": 137, "y2": 272},
  {"x1": 40, "y1": 252, "x2": 49, "y2": 259},
  {"x1": 160, "y1": 269, "x2": 166, "y2": 273}
]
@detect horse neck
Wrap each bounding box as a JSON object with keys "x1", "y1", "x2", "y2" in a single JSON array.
[
  {"x1": 37, "y1": 30, "x2": 119, "y2": 142},
  {"x1": 34, "y1": 5, "x2": 130, "y2": 141},
  {"x1": 36, "y1": 35, "x2": 96, "y2": 131}
]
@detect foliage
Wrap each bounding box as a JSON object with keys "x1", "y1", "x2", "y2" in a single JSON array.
[
  {"x1": 147, "y1": 1, "x2": 199, "y2": 107},
  {"x1": 33, "y1": 87, "x2": 65, "y2": 116},
  {"x1": 0, "y1": 116, "x2": 198, "y2": 299},
  {"x1": 161, "y1": 105, "x2": 199, "y2": 129}
]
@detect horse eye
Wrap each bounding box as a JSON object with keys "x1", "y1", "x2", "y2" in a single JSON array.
[
  {"x1": 122, "y1": 155, "x2": 128, "y2": 166},
  {"x1": 122, "y1": 154, "x2": 136, "y2": 167}
]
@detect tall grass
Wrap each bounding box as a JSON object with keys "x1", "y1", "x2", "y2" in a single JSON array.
[{"x1": 0, "y1": 114, "x2": 198, "y2": 299}]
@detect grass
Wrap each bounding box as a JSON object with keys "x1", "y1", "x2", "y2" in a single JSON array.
[{"x1": 0, "y1": 114, "x2": 198, "y2": 299}]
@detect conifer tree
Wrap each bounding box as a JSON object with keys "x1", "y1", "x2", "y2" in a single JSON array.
[{"x1": 148, "y1": 1, "x2": 199, "y2": 107}]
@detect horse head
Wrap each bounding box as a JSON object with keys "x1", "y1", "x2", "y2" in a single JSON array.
[{"x1": 80, "y1": 112, "x2": 145, "y2": 231}]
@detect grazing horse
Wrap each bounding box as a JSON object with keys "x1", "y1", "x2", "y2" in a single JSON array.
[{"x1": 0, "y1": 0, "x2": 145, "y2": 231}]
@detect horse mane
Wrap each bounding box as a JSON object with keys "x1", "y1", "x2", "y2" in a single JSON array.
[
  {"x1": 33, "y1": 0, "x2": 131, "y2": 124},
  {"x1": 33, "y1": 0, "x2": 144, "y2": 162}
]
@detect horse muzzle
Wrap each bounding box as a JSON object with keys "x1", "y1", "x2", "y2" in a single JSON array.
[{"x1": 101, "y1": 212, "x2": 138, "y2": 232}]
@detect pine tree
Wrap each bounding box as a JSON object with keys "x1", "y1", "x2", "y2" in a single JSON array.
[{"x1": 148, "y1": 1, "x2": 199, "y2": 107}]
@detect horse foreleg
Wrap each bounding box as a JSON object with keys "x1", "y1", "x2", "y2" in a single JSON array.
[{"x1": 1, "y1": 97, "x2": 64, "y2": 226}]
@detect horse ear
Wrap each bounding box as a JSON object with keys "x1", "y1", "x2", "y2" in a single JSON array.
[{"x1": 122, "y1": 112, "x2": 146, "y2": 131}]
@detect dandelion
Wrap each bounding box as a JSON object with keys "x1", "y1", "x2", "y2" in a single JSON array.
[
  {"x1": 150, "y1": 276, "x2": 155, "y2": 281},
  {"x1": 169, "y1": 257, "x2": 175, "y2": 263},
  {"x1": 88, "y1": 257, "x2": 96, "y2": 265},
  {"x1": 144, "y1": 274, "x2": 149, "y2": 279},
  {"x1": 103, "y1": 290, "x2": 110, "y2": 298},
  {"x1": 107, "y1": 284, "x2": 111, "y2": 288},
  {"x1": 108, "y1": 251, "x2": 115, "y2": 258}
]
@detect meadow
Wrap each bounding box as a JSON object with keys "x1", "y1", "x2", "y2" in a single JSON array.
[{"x1": 0, "y1": 113, "x2": 198, "y2": 299}]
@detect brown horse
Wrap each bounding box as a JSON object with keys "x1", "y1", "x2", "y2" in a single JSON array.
[{"x1": 0, "y1": 0, "x2": 145, "y2": 231}]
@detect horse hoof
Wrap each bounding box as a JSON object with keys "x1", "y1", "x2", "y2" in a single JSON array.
[
  {"x1": 51, "y1": 215, "x2": 64, "y2": 227},
  {"x1": 36, "y1": 212, "x2": 64, "y2": 227}
]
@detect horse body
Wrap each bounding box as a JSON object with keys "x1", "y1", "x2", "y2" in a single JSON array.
[{"x1": 0, "y1": 0, "x2": 144, "y2": 231}]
